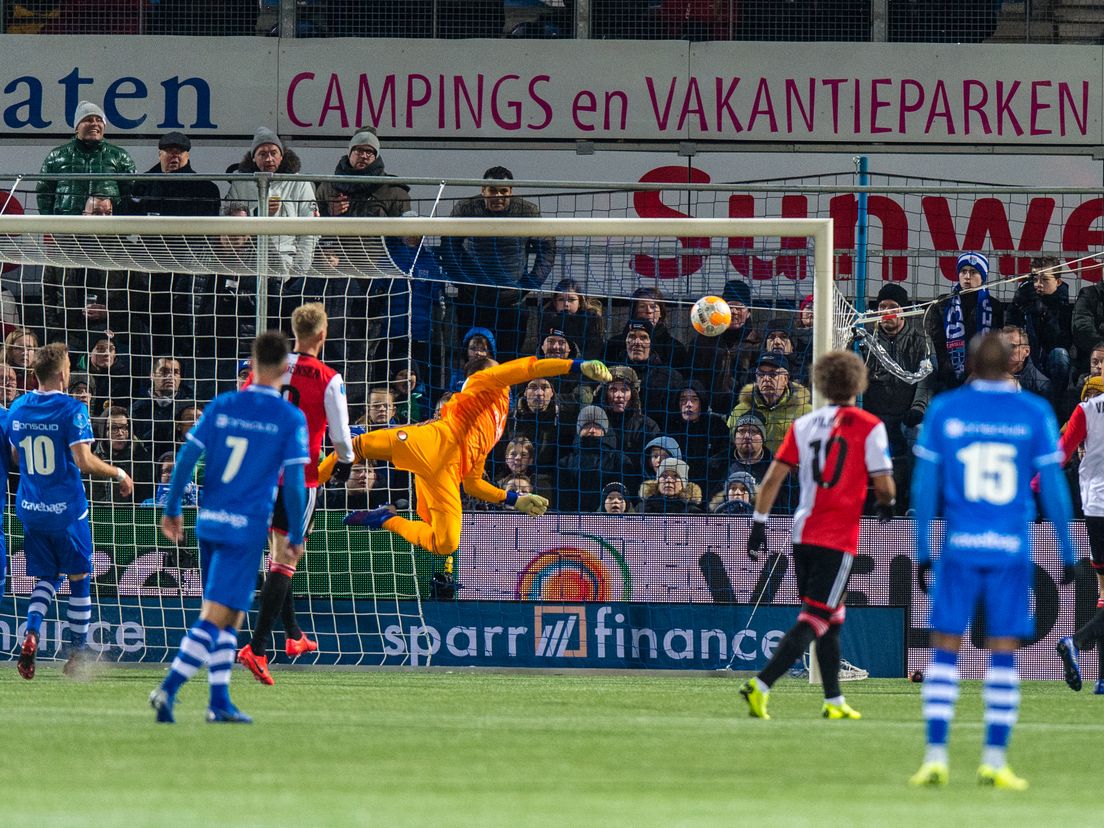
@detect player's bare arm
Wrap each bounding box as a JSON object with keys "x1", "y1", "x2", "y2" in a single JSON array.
[{"x1": 71, "y1": 441, "x2": 133, "y2": 497}]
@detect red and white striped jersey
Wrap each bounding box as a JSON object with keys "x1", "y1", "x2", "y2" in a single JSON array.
[
  {"x1": 775, "y1": 404, "x2": 893, "y2": 555},
  {"x1": 246, "y1": 352, "x2": 354, "y2": 488},
  {"x1": 1058, "y1": 397, "x2": 1104, "y2": 516}
]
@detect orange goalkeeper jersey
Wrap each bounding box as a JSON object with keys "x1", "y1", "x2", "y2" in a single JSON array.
[{"x1": 439, "y1": 357, "x2": 574, "y2": 478}]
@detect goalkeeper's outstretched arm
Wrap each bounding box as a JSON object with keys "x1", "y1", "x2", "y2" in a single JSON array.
[{"x1": 462, "y1": 470, "x2": 549, "y2": 516}]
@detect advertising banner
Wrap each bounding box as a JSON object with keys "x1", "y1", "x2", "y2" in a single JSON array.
[{"x1": 0, "y1": 35, "x2": 1099, "y2": 147}]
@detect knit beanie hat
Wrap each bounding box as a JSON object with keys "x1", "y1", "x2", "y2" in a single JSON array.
[
  {"x1": 957, "y1": 252, "x2": 989, "y2": 282},
  {"x1": 876, "y1": 283, "x2": 910, "y2": 308},
  {"x1": 348, "y1": 129, "x2": 381, "y2": 155},
  {"x1": 577, "y1": 405, "x2": 609, "y2": 433},
  {"x1": 74, "y1": 100, "x2": 105, "y2": 127},
  {"x1": 656, "y1": 457, "x2": 690, "y2": 485},
  {"x1": 251, "y1": 127, "x2": 283, "y2": 155}
]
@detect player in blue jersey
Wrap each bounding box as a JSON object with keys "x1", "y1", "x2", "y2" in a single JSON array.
[
  {"x1": 0, "y1": 406, "x2": 10, "y2": 603},
  {"x1": 909, "y1": 334, "x2": 1077, "y2": 791},
  {"x1": 10, "y1": 343, "x2": 134, "y2": 679},
  {"x1": 149, "y1": 331, "x2": 308, "y2": 724}
]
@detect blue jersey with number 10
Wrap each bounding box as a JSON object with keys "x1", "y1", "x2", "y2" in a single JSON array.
[
  {"x1": 188, "y1": 386, "x2": 309, "y2": 548},
  {"x1": 8, "y1": 390, "x2": 93, "y2": 531},
  {"x1": 913, "y1": 381, "x2": 1062, "y2": 567}
]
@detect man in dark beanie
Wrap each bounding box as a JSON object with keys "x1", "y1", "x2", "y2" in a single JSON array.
[
  {"x1": 856, "y1": 281, "x2": 935, "y2": 514},
  {"x1": 332, "y1": 128, "x2": 410, "y2": 217}
]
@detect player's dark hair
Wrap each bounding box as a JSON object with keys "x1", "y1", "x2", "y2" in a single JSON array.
[
  {"x1": 252, "y1": 330, "x2": 290, "y2": 371},
  {"x1": 483, "y1": 166, "x2": 513, "y2": 181},
  {"x1": 968, "y1": 332, "x2": 1011, "y2": 380},
  {"x1": 34, "y1": 342, "x2": 68, "y2": 383},
  {"x1": 812, "y1": 350, "x2": 868, "y2": 403},
  {"x1": 465, "y1": 357, "x2": 498, "y2": 376}
]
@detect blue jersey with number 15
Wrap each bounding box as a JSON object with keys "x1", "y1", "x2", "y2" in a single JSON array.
[
  {"x1": 188, "y1": 386, "x2": 309, "y2": 548},
  {"x1": 913, "y1": 380, "x2": 1062, "y2": 567},
  {"x1": 8, "y1": 390, "x2": 93, "y2": 531}
]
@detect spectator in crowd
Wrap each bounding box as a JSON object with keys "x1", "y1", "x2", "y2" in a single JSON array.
[
  {"x1": 373, "y1": 212, "x2": 444, "y2": 391},
  {"x1": 174, "y1": 404, "x2": 203, "y2": 447},
  {"x1": 1009, "y1": 256, "x2": 1073, "y2": 398},
  {"x1": 710, "y1": 411, "x2": 773, "y2": 488},
  {"x1": 392, "y1": 366, "x2": 427, "y2": 424},
  {"x1": 686, "y1": 278, "x2": 762, "y2": 413},
  {"x1": 536, "y1": 322, "x2": 588, "y2": 403},
  {"x1": 131, "y1": 356, "x2": 194, "y2": 458},
  {"x1": 449, "y1": 327, "x2": 497, "y2": 391},
  {"x1": 80, "y1": 330, "x2": 133, "y2": 415},
  {"x1": 594, "y1": 365, "x2": 660, "y2": 484},
  {"x1": 0, "y1": 362, "x2": 20, "y2": 406},
  {"x1": 36, "y1": 100, "x2": 136, "y2": 215},
  {"x1": 639, "y1": 436, "x2": 683, "y2": 497},
  {"x1": 225, "y1": 127, "x2": 319, "y2": 326},
  {"x1": 855, "y1": 283, "x2": 934, "y2": 513},
  {"x1": 532, "y1": 278, "x2": 604, "y2": 359},
  {"x1": 322, "y1": 461, "x2": 384, "y2": 512},
  {"x1": 669, "y1": 379, "x2": 729, "y2": 491},
  {"x1": 500, "y1": 435, "x2": 553, "y2": 494},
  {"x1": 608, "y1": 319, "x2": 686, "y2": 430},
  {"x1": 924, "y1": 251, "x2": 1004, "y2": 393},
  {"x1": 792, "y1": 294, "x2": 815, "y2": 361},
  {"x1": 141, "y1": 450, "x2": 199, "y2": 509},
  {"x1": 710, "y1": 470, "x2": 757, "y2": 515},
  {"x1": 762, "y1": 318, "x2": 809, "y2": 385},
  {"x1": 443, "y1": 166, "x2": 556, "y2": 360},
  {"x1": 2, "y1": 328, "x2": 38, "y2": 393},
  {"x1": 599, "y1": 481, "x2": 635, "y2": 514},
  {"x1": 127, "y1": 131, "x2": 221, "y2": 359},
  {"x1": 42, "y1": 194, "x2": 150, "y2": 354},
  {"x1": 613, "y1": 287, "x2": 690, "y2": 370},
  {"x1": 1000, "y1": 325, "x2": 1052, "y2": 399},
  {"x1": 364, "y1": 386, "x2": 398, "y2": 427},
  {"x1": 510, "y1": 375, "x2": 573, "y2": 469},
  {"x1": 726, "y1": 353, "x2": 811, "y2": 453},
  {"x1": 496, "y1": 474, "x2": 534, "y2": 505},
  {"x1": 640, "y1": 458, "x2": 704, "y2": 514},
  {"x1": 1072, "y1": 268, "x2": 1104, "y2": 373},
  {"x1": 1072, "y1": 341, "x2": 1104, "y2": 402},
  {"x1": 556, "y1": 405, "x2": 629, "y2": 512},
  {"x1": 91, "y1": 406, "x2": 154, "y2": 504},
  {"x1": 68, "y1": 371, "x2": 94, "y2": 412},
  {"x1": 332, "y1": 129, "x2": 410, "y2": 217},
  {"x1": 126, "y1": 131, "x2": 221, "y2": 217},
  {"x1": 236, "y1": 358, "x2": 252, "y2": 390}
]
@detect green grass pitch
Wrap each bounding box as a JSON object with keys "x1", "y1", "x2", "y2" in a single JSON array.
[{"x1": 0, "y1": 667, "x2": 1099, "y2": 827}]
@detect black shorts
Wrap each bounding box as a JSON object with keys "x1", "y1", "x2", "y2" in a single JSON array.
[
  {"x1": 270, "y1": 486, "x2": 319, "y2": 538},
  {"x1": 1086, "y1": 516, "x2": 1104, "y2": 571},
  {"x1": 793, "y1": 543, "x2": 853, "y2": 609}
]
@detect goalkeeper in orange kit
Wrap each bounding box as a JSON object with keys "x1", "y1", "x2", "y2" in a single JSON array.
[{"x1": 319, "y1": 356, "x2": 612, "y2": 555}]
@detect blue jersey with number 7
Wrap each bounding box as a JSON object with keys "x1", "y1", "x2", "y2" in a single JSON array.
[
  {"x1": 187, "y1": 385, "x2": 309, "y2": 548},
  {"x1": 913, "y1": 380, "x2": 1062, "y2": 567}
]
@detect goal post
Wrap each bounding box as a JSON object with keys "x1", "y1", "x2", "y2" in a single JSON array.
[{"x1": 0, "y1": 212, "x2": 849, "y2": 673}]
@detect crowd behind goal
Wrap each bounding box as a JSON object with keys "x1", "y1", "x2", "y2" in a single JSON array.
[{"x1": 6, "y1": 105, "x2": 1103, "y2": 520}]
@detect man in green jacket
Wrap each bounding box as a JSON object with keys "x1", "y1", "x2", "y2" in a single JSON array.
[
  {"x1": 726, "y1": 353, "x2": 812, "y2": 453},
  {"x1": 37, "y1": 101, "x2": 136, "y2": 215}
]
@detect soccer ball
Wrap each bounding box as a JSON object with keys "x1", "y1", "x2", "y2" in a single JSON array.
[{"x1": 690, "y1": 295, "x2": 732, "y2": 337}]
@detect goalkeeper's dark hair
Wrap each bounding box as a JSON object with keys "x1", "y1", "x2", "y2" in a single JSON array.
[
  {"x1": 812, "y1": 350, "x2": 868, "y2": 403},
  {"x1": 465, "y1": 357, "x2": 498, "y2": 376},
  {"x1": 968, "y1": 332, "x2": 1011, "y2": 380},
  {"x1": 252, "y1": 330, "x2": 290, "y2": 371},
  {"x1": 34, "y1": 342, "x2": 69, "y2": 383}
]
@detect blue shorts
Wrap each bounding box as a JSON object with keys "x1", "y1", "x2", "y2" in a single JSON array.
[
  {"x1": 23, "y1": 519, "x2": 93, "y2": 579},
  {"x1": 929, "y1": 556, "x2": 1034, "y2": 640},
  {"x1": 199, "y1": 538, "x2": 264, "y2": 614}
]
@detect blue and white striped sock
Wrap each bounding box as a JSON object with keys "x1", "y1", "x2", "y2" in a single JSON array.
[
  {"x1": 161, "y1": 619, "x2": 219, "y2": 698},
  {"x1": 26, "y1": 579, "x2": 57, "y2": 636},
  {"x1": 982, "y1": 651, "x2": 1019, "y2": 769},
  {"x1": 207, "y1": 628, "x2": 237, "y2": 710},
  {"x1": 66, "y1": 576, "x2": 92, "y2": 649},
  {"x1": 921, "y1": 648, "x2": 959, "y2": 766}
]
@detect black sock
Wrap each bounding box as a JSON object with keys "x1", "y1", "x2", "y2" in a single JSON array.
[
  {"x1": 817, "y1": 624, "x2": 842, "y2": 700},
  {"x1": 249, "y1": 571, "x2": 292, "y2": 657},
  {"x1": 1073, "y1": 607, "x2": 1104, "y2": 650},
  {"x1": 758, "y1": 621, "x2": 817, "y2": 689},
  {"x1": 1097, "y1": 638, "x2": 1104, "y2": 683},
  {"x1": 281, "y1": 586, "x2": 302, "y2": 640}
]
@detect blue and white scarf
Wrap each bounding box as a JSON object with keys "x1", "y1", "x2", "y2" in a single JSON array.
[{"x1": 944, "y1": 285, "x2": 993, "y2": 379}]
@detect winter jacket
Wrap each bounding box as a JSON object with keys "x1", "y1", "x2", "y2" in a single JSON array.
[
  {"x1": 125, "y1": 161, "x2": 221, "y2": 216},
  {"x1": 641, "y1": 492, "x2": 705, "y2": 514},
  {"x1": 601, "y1": 408, "x2": 661, "y2": 484},
  {"x1": 1008, "y1": 279, "x2": 1073, "y2": 365},
  {"x1": 42, "y1": 265, "x2": 150, "y2": 352},
  {"x1": 668, "y1": 410, "x2": 730, "y2": 493},
  {"x1": 611, "y1": 356, "x2": 685, "y2": 431},
  {"x1": 924, "y1": 291, "x2": 1006, "y2": 391},
  {"x1": 638, "y1": 478, "x2": 703, "y2": 505},
  {"x1": 1072, "y1": 282, "x2": 1104, "y2": 365},
  {"x1": 37, "y1": 138, "x2": 137, "y2": 215},
  {"x1": 91, "y1": 439, "x2": 155, "y2": 504},
  {"x1": 725, "y1": 382, "x2": 812, "y2": 453},
  {"x1": 443, "y1": 196, "x2": 556, "y2": 293},
  {"x1": 510, "y1": 396, "x2": 574, "y2": 468},
  {"x1": 857, "y1": 320, "x2": 935, "y2": 421},
  {"x1": 225, "y1": 149, "x2": 318, "y2": 276},
  {"x1": 379, "y1": 238, "x2": 443, "y2": 341},
  {"x1": 449, "y1": 327, "x2": 498, "y2": 391},
  {"x1": 556, "y1": 433, "x2": 630, "y2": 512},
  {"x1": 332, "y1": 154, "x2": 411, "y2": 217},
  {"x1": 686, "y1": 323, "x2": 763, "y2": 414}
]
